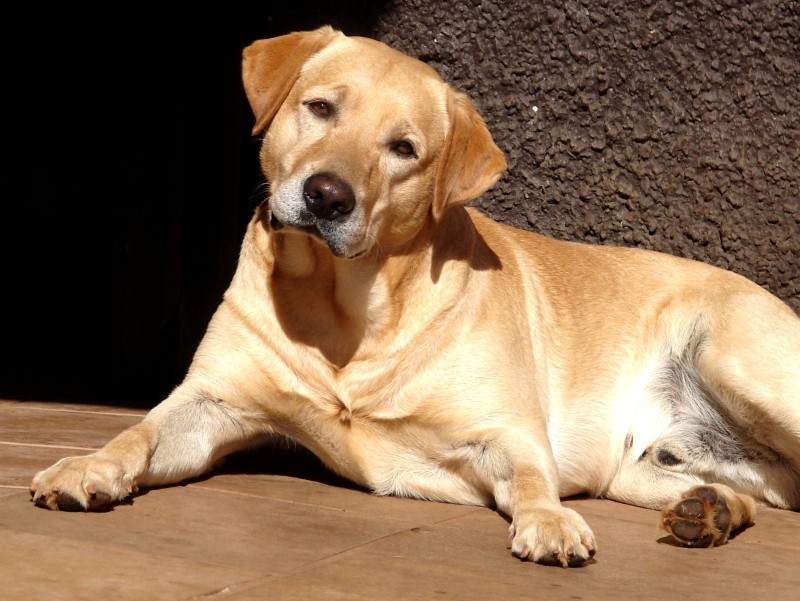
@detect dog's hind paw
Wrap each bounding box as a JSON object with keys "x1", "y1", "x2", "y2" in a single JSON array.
[{"x1": 660, "y1": 484, "x2": 756, "y2": 547}]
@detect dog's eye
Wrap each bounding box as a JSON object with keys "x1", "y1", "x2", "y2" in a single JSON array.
[
  {"x1": 306, "y1": 100, "x2": 333, "y2": 118},
  {"x1": 391, "y1": 140, "x2": 416, "y2": 158}
]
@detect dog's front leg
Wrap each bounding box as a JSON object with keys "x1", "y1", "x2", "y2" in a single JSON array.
[
  {"x1": 30, "y1": 388, "x2": 261, "y2": 511},
  {"x1": 491, "y1": 441, "x2": 597, "y2": 567}
]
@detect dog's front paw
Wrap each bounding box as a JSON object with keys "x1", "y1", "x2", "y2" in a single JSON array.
[
  {"x1": 507, "y1": 506, "x2": 597, "y2": 567},
  {"x1": 660, "y1": 484, "x2": 755, "y2": 547},
  {"x1": 30, "y1": 455, "x2": 137, "y2": 511}
]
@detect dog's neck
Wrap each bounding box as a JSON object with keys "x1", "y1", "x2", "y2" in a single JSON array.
[{"x1": 239, "y1": 207, "x2": 485, "y2": 367}]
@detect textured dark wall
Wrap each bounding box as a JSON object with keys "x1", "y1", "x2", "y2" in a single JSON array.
[{"x1": 375, "y1": 0, "x2": 799, "y2": 314}]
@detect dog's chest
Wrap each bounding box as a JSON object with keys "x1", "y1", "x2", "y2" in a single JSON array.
[
  {"x1": 274, "y1": 363, "x2": 495, "y2": 505},
  {"x1": 292, "y1": 365, "x2": 423, "y2": 453}
]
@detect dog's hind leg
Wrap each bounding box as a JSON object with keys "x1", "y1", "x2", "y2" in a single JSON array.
[
  {"x1": 693, "y1": 288, "x2": 800, "y2": 509},
  {"x1": 605, "y1": 459, "x2": 759, "y2": 547},
  {"x1": 610, "y1": 285, "x2": 800, "y2": 547},
  {"x1": 656, "y1": 290, "x2": 800, "y2": 547},
  {"x1": 604, "y1": 457, "x2": 703, "y2": 510}
]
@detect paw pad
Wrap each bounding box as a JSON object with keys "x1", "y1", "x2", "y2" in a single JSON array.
[{"x1": 661, "y1": 486, "x2": 733, "y2": 547}]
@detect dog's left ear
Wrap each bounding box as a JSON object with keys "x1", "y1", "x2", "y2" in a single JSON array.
[
  {"x1": 242, "y1": 26, "x2": 341, "y2": 135},
  {"x1": 432, "y1": 91, "x2": 507, "y2": 220}
]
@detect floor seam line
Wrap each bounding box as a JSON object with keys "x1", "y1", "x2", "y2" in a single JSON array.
[
  {"x1": 0, "y1": 441, "x2": 98, "y2": 451},
  {"x1": 4, "y1": 406, "x2": 144, "y2": 417}
]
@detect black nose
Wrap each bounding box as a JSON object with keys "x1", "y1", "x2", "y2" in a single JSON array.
[{"x1": 303, "y1": 173, "x2": 356, "y2": 220}]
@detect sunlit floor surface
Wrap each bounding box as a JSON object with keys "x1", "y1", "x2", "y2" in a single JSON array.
[{"x1": 2, "y1": 399, "x2": 798, "y2": 600}]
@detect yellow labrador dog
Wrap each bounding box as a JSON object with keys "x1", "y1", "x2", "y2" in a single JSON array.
[{"x1": 31, "y1": 26, "x2": 800, "y2": 567}]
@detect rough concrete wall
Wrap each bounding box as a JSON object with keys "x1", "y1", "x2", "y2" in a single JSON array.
[{"x1": 374, "y1": 0, "x2": 800, "y2": 314}]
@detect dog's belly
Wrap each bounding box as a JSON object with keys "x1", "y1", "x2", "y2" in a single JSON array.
[
  {"x1": 547, "y1": 355, "x2": 678, "y2": 498},
  {"x1": 549, "y1": 398, "x2": 672, "y2": 498}
]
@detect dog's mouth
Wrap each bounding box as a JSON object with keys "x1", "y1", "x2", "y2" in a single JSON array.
[
  {"x1": 269, "y1": 212, "x2": 320, "y2": 238},
  {"x1": 268, "y1": 211, "x2": 366, "y2": 259}
]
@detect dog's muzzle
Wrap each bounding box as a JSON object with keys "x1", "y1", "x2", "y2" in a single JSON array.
[
  {"x1": 268, "y1": 172, "x2": 356, "y2": 233},
  {"x1": 268, "y1": 172, "x2": 364, "y2": 258}
]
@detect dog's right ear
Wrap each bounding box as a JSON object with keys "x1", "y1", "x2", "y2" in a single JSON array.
[{"x1": 242, "y1": 26, "x2": 341, "y2": 135}]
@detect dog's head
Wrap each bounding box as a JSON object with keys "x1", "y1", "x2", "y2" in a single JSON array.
[{"x1": 242, "y1": 26, "x2": 506, "y2": 259}]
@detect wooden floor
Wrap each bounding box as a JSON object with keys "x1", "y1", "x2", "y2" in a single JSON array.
[{"x1": 2, "y1": 398, "x2": 799, "y2": 600}]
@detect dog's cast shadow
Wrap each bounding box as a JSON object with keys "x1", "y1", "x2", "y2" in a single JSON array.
[
  {"x1": 656, "y1": 524, "x2": 753, "y2": 548},
  {"x1": 131, "y1": 441, "x2": 364, "y2": 507},
  {"x1": 129, "y1": 442, "x2": 752, "y2": 556}
]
